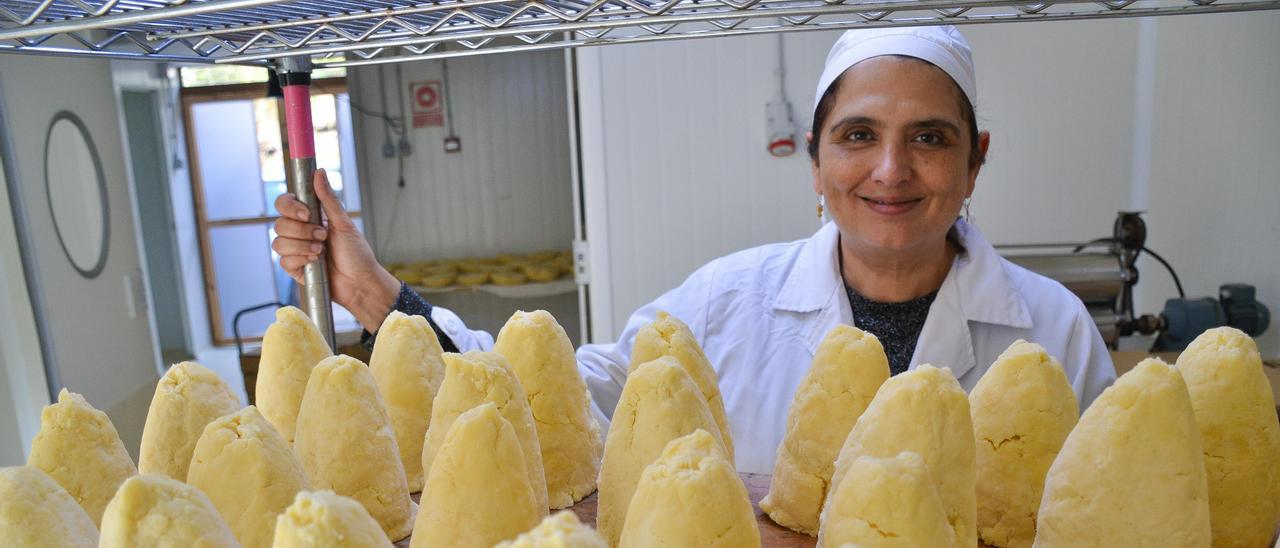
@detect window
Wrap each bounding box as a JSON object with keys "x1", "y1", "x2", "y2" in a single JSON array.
[{"x1": 181, "y1": 78, "x2": 362, "y2": 344}]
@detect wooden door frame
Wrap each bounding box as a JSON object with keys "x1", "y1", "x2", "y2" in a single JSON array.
[{"x1": 179, "y1": 78, "x2": 354, "y2": 346}]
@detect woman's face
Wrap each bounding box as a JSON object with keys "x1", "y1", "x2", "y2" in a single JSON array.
[{"x1": 811, "y1": 56, "x2": 988, "y2": 259}]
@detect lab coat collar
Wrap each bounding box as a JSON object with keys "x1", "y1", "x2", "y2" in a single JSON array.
[{"x1": 772, "y1": 218, "x2": 1032, "y2": 378}]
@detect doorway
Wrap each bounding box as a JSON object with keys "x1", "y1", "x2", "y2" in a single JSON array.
[{"x1": 121, "y1": 90, "x2": 194, "y2": 364}]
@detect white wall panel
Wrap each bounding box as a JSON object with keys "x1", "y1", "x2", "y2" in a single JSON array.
[
  {"x1": 577, "y1": 34, "x2": 827, "y2": 340},
  {"x1": 351, "y1": 51, "x2": 575, "y2": 263},
  {"x1": 1138, "y1": 12, "x2": 1280, "y2": 357},
  {"x1": 962, "y1": 21, "x2": 1139, "y2": 245},
  {"x1": 0, "y1": 145, "x2": 48, "y2": 464},
  {"x1": 350, "y1": 50, "x2": 579, "y2": 339},
  {"x1": 0, "y1": 54, "x2": 161, "y2": 456}
]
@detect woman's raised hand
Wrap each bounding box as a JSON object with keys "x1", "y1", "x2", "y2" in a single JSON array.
[{"x1": 272, "y1": 169, "x2": 400, "y2": 332}]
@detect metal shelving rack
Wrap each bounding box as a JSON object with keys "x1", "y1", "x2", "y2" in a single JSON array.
[
  {"x1": 1, "y1": 0, "x2": 1278, "y2": 67},
  {"x1": 4, "y1": 0, "x2": 1275, "y2": 346}
]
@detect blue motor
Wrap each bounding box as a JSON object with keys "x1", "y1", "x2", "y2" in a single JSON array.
[{"x1": 1151, "y1": 284, "x2": 1271, "y2": 352}]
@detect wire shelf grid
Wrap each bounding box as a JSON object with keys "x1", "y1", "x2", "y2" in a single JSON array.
[{"x1": 1, "y1": 0, "x2": 1277, "y2": 65}]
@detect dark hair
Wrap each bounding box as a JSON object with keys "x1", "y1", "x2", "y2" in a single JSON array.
[{"x1": 808, "y1": 57, "x2": 983, "y2": 168}]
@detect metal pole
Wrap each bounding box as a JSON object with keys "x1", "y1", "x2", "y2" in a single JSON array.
[{"x1": 277, "y1": 56, "x2": 336, "y2": 350}]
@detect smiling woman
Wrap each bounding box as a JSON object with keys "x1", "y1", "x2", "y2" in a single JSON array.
[
  {"x1": 812, "y1": 55, "x2": 988, "y2": 304},
  {"x1": 270, "y1": 25, "x2": 1117, "y2": 476}
]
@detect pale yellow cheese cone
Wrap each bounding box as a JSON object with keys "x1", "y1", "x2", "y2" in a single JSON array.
[
  {"x1": 138, "y1": 361, "x2": 241, "y2": 481},
  {"x1": 1034, "y1": 358, "x2": 1210, "y2": 547},
  {"x1": 970, "y1": 341, "x2": 1078, "y2": 548},
  {"x1": 761, "y1": 325, "x2": 889, "y2": 535},
  {"x1": 293, "y1": 355, "x2": 415, "y2": 542},
  {"x1": 496, "y1": 511, "x2": 608, "y2": 548},
  {"x1": 494, "y1": 309, "x2": 602, "y2": 509},
  {"x1": 597, "y1": 357, "x2": 727, "y2": 546},
  {"x1": 619, "y1": 429, "x2": 759, "y2": 548},
  {"x1": 421, "y1": 351, "x2": 549, "y2": 514},
  {"x1": 188, "y1": 406, "x2": 309, "y2": 548},
  {"x1": 99, "y1": 474, "x2": 238, "y2": 547},
  {"x1": 412, "y1": 402, "x2": 541, "y2": 548},
  {"x1": 0, "y1": 466, "x2": 98, "y2": 548},
  {"x1": 817, "y1": 452, "x2": 953, "y2": 548},
  {"x1": 256, "y1": 306, "x2": 333, "y2": 444},
  {"x1": 27, "y1": 388, "x2": 137, "y2": 527},
  {"x1": 1176, "y1": 327, "x2": 1280, "y2": 548},
  {"x1": 629, "y1": 311, "x2": 734, "y2": 460},
  {"x1": 369, "y1": 311, "x2": 446, "y2": 493},
  {"x1": 828, "y1": 365, "x2": 976, "y2": 548},
  {"x1": 272, "y1": 490, "x2": 392, "y2": 548}
]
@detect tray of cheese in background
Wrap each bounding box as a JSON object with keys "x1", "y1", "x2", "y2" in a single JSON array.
[{"x1": 388, "y1": 250, "x2": 576, "y2": 298}]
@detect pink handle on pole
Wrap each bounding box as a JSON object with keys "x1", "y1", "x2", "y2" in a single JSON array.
[{"x1": 283, "y1": 84, "x2": 315, "y2": 159}]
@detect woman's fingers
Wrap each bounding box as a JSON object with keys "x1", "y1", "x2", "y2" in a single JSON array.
[
  {"x1": 279, "y1": 255, "x2": 313, "y2": 282},
  {"x1": 273, "y1": 215, "x2": 326, "y2": 241},
  {"x1": 274, "y1": 192, "x2": 312, "y2": 222},
  {"x1": 272, "y1": 235, "x2": 323, "y2": 258},
  {"x1": 313, "y1": 169, "x2": 355, "y2": 231}
]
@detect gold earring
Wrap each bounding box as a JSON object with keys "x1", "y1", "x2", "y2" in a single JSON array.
[{"x1": 816, "y1": 200, "x2": 824, "y2": 219}]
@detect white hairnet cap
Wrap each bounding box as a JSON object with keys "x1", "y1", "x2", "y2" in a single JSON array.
[{"x1": 813, "y1": 26, "x2": 976, "y2": 118}]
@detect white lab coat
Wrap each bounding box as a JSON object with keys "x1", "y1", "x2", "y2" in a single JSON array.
[{"x1": 431, "y1": 219, "x2": 1116, "y2": 473}]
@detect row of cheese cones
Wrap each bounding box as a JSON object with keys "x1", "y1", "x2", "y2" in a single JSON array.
[
  {"x1": 9, "y1": 302, "x2": 1274, "y2": 547},
  {"x1": 0, "y1": 304, "x2": 608, "y2": 547},
  {"x1": 758, "y1": 325, "x2": 1280, "y2": 548},
  {"x1": 0, "y1": 379, "x2": 390, "y2": 547}
]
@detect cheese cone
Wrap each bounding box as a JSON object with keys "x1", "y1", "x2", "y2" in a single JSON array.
[
  {"x1": 619, "y1": 429, "x2": 759, "y2": 548},
  {"x1": 412, "y1": 403, "x2": 541, "y2": 548},
  {"x1": 369, "y1": 311, "x2": 447, "y2": 492},
  {"x1": 828, "y1": 364, "x2": 976, "y2": 548},
  {"x1": 138, "y1": 361, "x2": 241, "y2": 481},
  {"x1": 188, "y1": 406, "x2": 309, "y2": 548},
  {"x1": 257, "y1": 306, "x2": 333, "y2": 444},
  {"x1": 597, "y1": 357, "x2": 727, "y2": 546},
  {"x1": 293, "y1": 355, "x2": 415, "y2": 542},
  {"x1": 629, "y1": 311, "x2": 734, "y2": 460},
  {"x1": 970, "y1": 341, "x2": 1078, "y2": 548},
  {"x1": 1034, "y1": 358, "x2": 1210, "y2": 547},
  {"x1": 817, "y1": 452, "x2": 953, "y2": 547},
  {"x1": 27, "y1": 388, "x2": 137, "y2": 527},
  {"x1": 99, "y1": 474, "x2": 238, "y2": 547},
  {"x1": 1176, "y1": 327, "x2": 1280, "y2": 548},
  {"x1": 494, "y1": 310, "x2": 602, "y2": 508},
  {"x1": 0, "y1": 466, "x2": 98, "y2": 547},
  {"x1": 761, "y1": 325, "x2": 889, "y2": 534},
  {"x1": 421, "y1": 351, "x2": 548, "y2": 514},
  {"x1": 496, "y1": 511, "x2": 607, "y2": 548},
  {"x1": 272, "y1": 491, "x2": 392, "y2": 548}
]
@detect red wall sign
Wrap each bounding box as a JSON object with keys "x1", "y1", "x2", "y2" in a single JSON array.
[{"x1": 411, "y1": 80, "x2": 444, "y2": 128}]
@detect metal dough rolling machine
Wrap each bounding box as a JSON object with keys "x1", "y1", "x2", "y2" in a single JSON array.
[{"x1": 997, "y1": 212, "x2": 1270, "y2": 352}]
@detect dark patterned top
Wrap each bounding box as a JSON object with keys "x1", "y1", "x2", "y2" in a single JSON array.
[
  {"x1": 844, "y1": 286, "x2": 939, "y2": 376},
  {"x1": 360, "y1": 281, "x2": 459, "y2": 353}
]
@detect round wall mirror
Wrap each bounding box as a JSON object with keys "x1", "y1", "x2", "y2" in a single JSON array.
[{"x1": 44, "y1": 111, "x2": 110, "y2": 278}]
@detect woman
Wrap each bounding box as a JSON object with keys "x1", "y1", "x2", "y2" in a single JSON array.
[{"x1": 272, "y1": 26, "x2": 1115, "y2": 473}]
